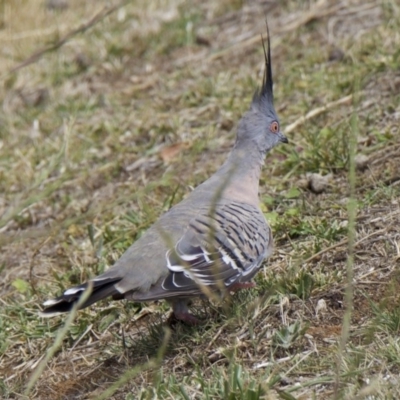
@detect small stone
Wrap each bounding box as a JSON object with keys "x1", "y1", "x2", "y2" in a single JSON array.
[
  {"x1": 355, "y1": 154, "x2": 369, "y2": 171},
  {"x1": 196, "y1": 35, "x2": 211, "y2": 46},
  {"x1": 75, "y1": 53, "x2": 91, "y2": 71},
  {"x1": 297, "y1": 176, "x2": 309, "y2": 190},
  {"x1": 339, "y1": 220, "x2": 348, "y2": 229},
  {"x1": 19, "y1": 87, "x2": 49, "y2": 107},
  {"x1": 328, "y1": 47, "x2": 345, "y2": 62},
  {"x1": 315, "y1": 299, "x2": 327, "y2": 316},
  {"x1": 307, "y1": 173, "x2": 331, "y2": 194}
]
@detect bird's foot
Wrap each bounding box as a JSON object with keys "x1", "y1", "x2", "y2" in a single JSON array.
[
  {"x1": 229, "y1": 281, "x2": 256, "y2": 293},
  {"x1": 169, "y1": 299, "x2": 202, "y2": 326},
  {"x1": 170, "y1": 311, "x2": 202, "y2": 326}
]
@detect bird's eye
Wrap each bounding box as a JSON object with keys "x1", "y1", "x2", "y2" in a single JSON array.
[{"x1": 270, "y1": 121, "x2": 279, "y2": 133}]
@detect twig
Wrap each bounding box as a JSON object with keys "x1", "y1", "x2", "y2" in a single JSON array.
[
  {"x1": 285, "y1": 94, "x2": 354, "y2": 134},
  {"x1": 24, "y1": 282, "x2": 94, "y2": 396},
  {"x1": 6, "y1": 1, "x2": 128, "y2": 76},
  {"x1": 277, "y1": 0, "x2": 344, "y2": 34},
  {"x1": 371, "y1": 148, "x2": 400, "y2": 165},
  {"x1": 303, "y1": 238, "x2": 348, "y2": 264},
  {"x1": 206, "y1": 326, "x2": 224, "y2": 351},
  {"x1": 303, "y1": 229, "x2": 385, "y2": 264},
  {"x1": 29, "y1": 236, "x2": 52, "y2": 296},
  {"x1": 96, "y1": 327, "x2": 171, "y2": 400},
  {"x1": 175, "y1": 0, "x2": 343, "y2": 67}
]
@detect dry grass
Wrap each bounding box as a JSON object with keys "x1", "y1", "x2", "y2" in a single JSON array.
[{"x1": 1, "y1": 0, "x2": 400, "y2": 399}]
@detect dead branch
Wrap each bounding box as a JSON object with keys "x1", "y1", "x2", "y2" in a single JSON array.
[{"x1": 6, "y1": 1, "x2": 128, "y2": 77}]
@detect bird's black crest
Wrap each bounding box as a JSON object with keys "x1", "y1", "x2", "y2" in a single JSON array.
[{"x1": 253, "y1": 22, "x2": 274, "y2": 104}]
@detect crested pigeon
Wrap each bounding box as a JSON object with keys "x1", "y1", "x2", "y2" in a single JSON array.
[{"x1": 41, "y1": 28, "x2": 288, "y2": 324}]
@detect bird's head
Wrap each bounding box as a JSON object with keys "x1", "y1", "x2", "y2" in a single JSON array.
[{"x1": 236, "y1": 25, "x2": 288, "y2": 154}]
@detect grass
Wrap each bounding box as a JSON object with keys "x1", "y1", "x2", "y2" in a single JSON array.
[{"x1": 1, "y1": 0, "x2": 400, "y2": 399}]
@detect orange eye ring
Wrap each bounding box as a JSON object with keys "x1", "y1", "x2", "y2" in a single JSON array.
[{"x1": 270, "y1": 121, "x2": 279, "y2": 133}]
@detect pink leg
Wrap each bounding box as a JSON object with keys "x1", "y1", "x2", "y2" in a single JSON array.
[
  {"x1": 172, "y1": 311, "x2": 202, "y2": 325},
  {"x1": 170, "y1": 299, "x2": 202, "y2": 325},
  {"x1": 228, "y1": 281, "x2": 256, "y2": 293}
]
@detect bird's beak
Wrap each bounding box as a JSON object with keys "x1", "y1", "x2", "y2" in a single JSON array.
[{"x1": 280, "y1": 134, "x2": 289, "y2": 144}]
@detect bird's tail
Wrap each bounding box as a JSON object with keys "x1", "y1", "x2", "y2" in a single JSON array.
[{"x1": 40, "y1": 276, "x2": 123, "y2": 317}]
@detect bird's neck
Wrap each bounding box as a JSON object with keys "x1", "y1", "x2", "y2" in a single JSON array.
[{"x1": 211, "y1": 140, "x2": 266, "y2": 206}]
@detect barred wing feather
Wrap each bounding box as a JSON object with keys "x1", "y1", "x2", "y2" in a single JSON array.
[{"x1": 161, "y1": 201, "x2": 271, "y2": 294}]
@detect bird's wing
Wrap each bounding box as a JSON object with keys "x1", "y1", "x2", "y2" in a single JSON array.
[{"x1": 135, "y1": 201, "x2": 272, "y2": 300}]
